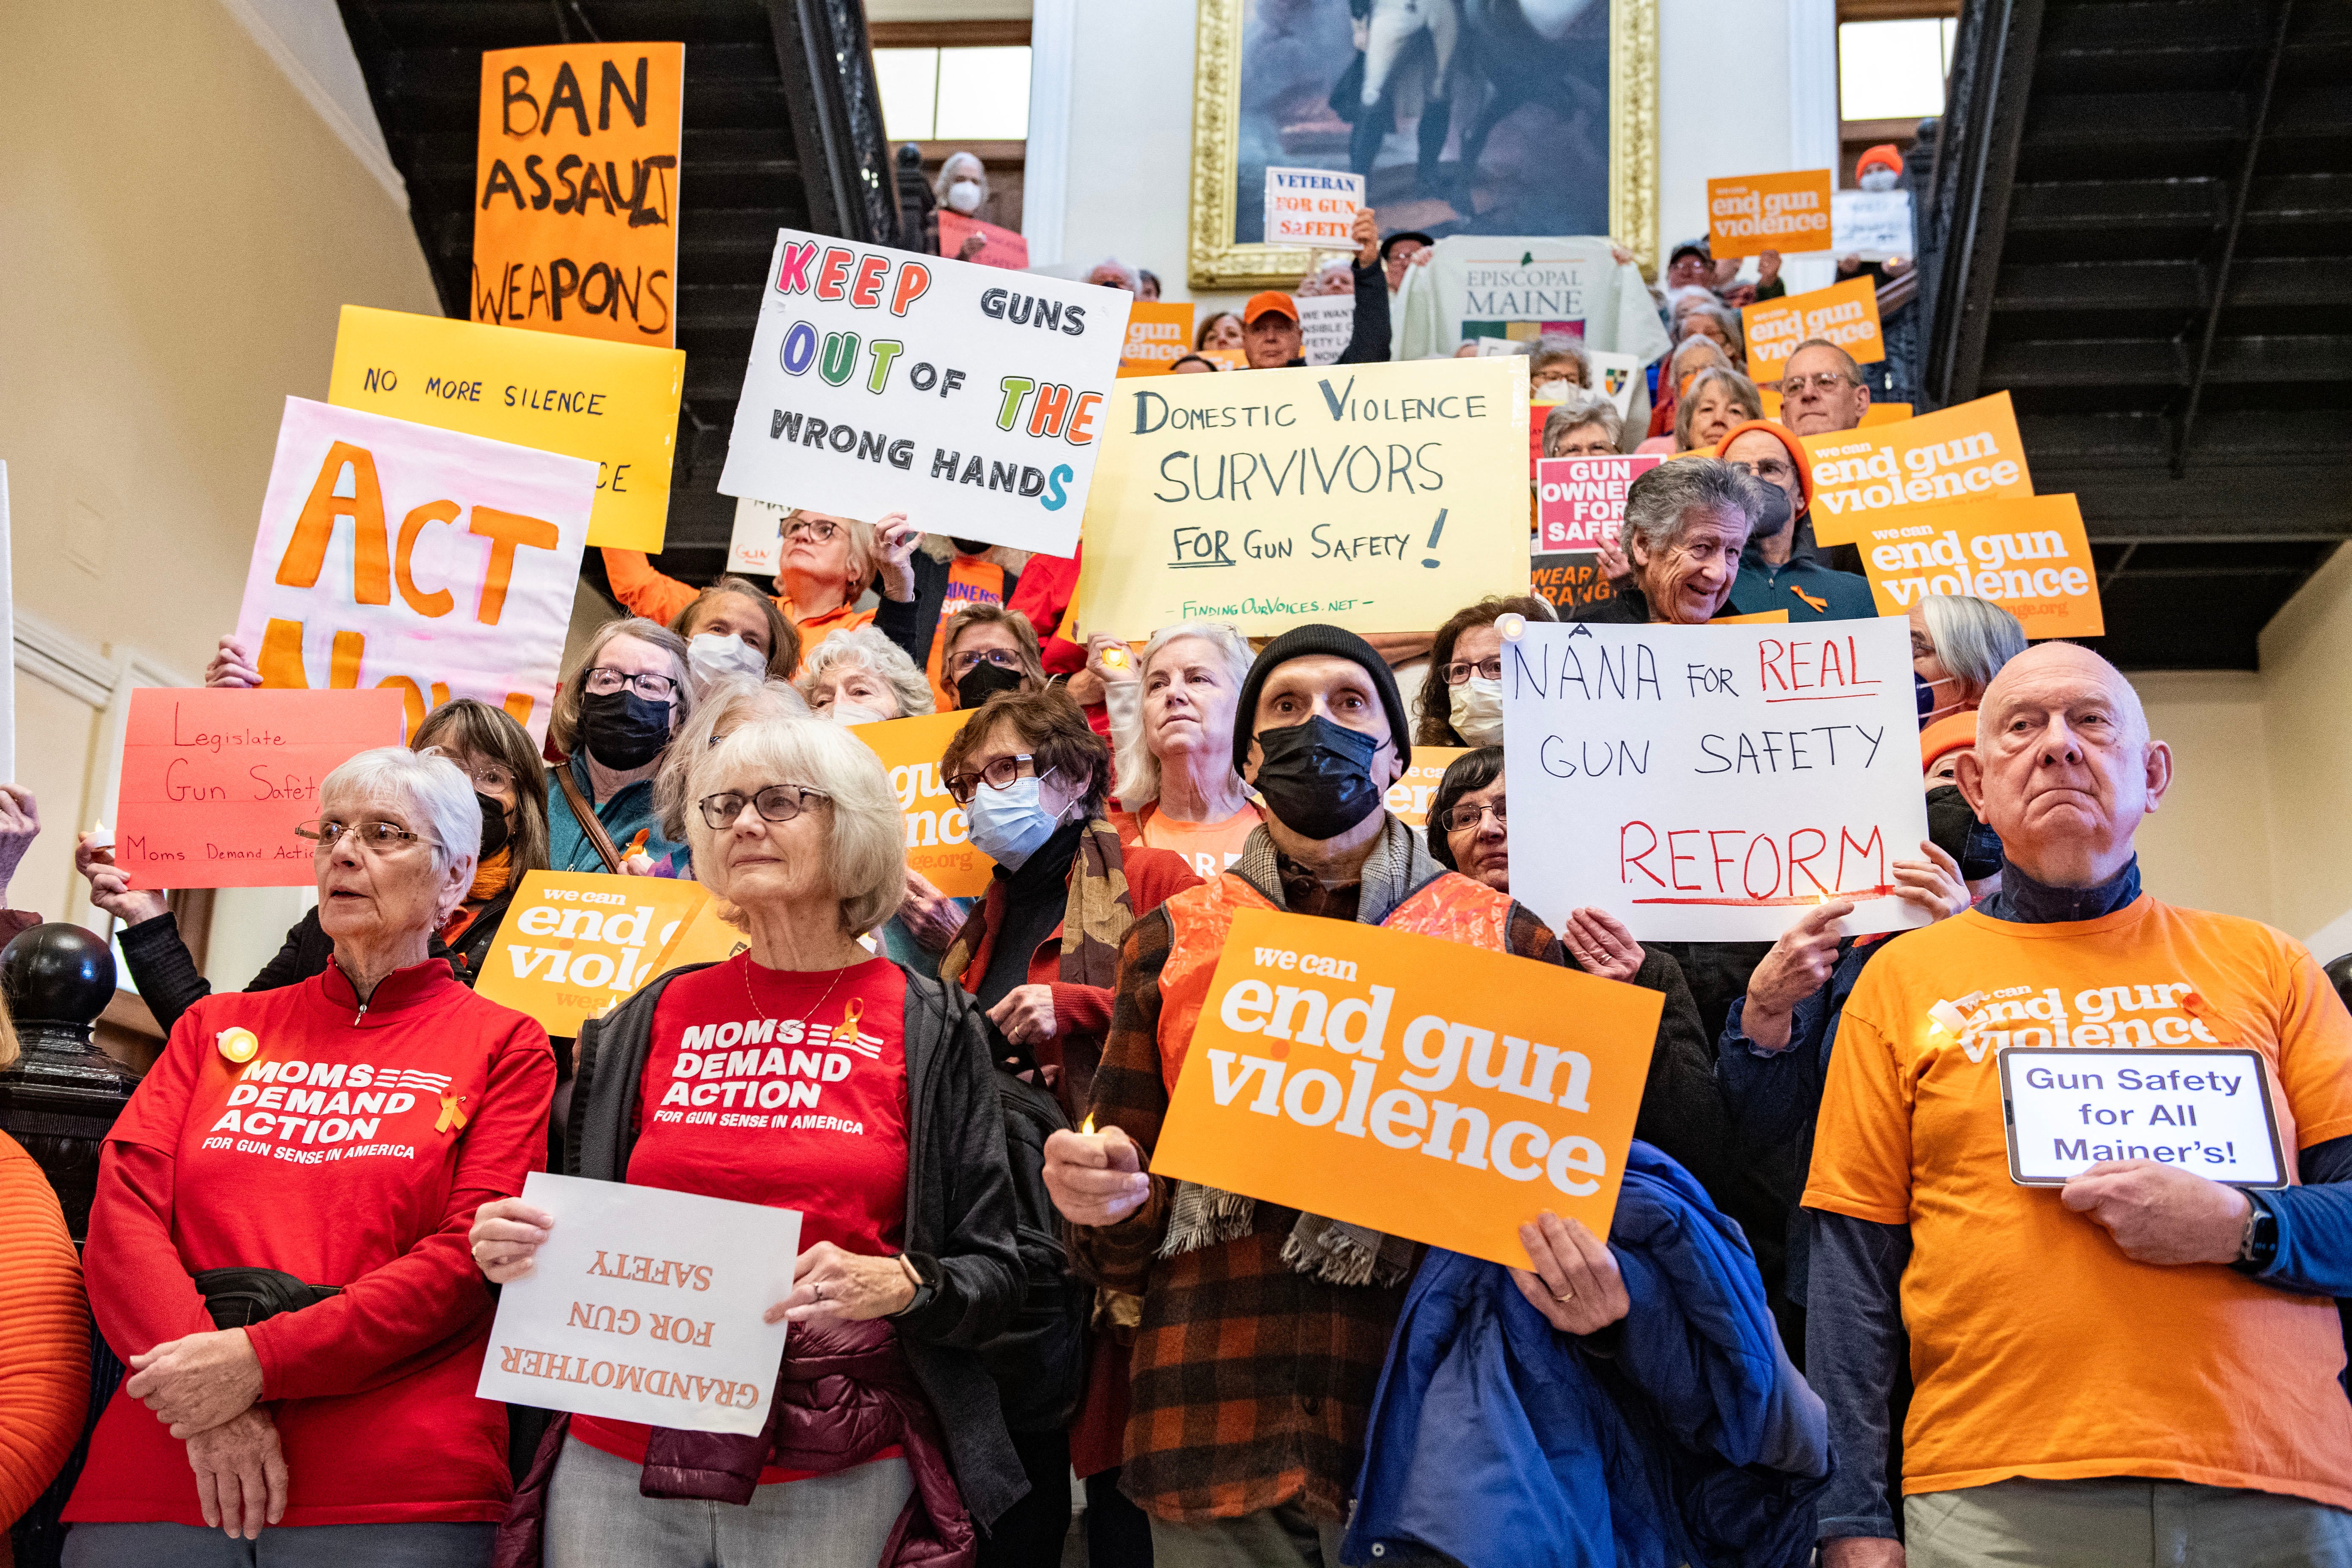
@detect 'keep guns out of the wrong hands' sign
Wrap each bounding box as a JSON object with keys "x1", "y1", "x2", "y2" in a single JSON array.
[
  {"x1": 1500, "y1": 618, "x2": 1932, "y2": 943},
  {"x1": 1073, "y1": 355, "x2": 1531, "y2": 639},
  {"x1": 1150, "y1": 907, "x2": 1662, "y2": 1267},
  {"x1": 478, "y1": 1172, "x2": 800, "y2": 1434},
  {"x1": 718, "y1": 229, "x2": 1132, "y2": 556},
  {"x1": 233, "y1": 398, "x2": 595, "y2": 745}
]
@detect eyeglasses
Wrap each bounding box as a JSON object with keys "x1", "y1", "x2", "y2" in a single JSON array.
[
  {"x1": 1549, "y1": 439, "x2": 1618, "y2": 457},
  {"x1": 1779, "y1": 371, "x2": 1855, "y2": 397},
  {"x1": 697, "y1": 783, "x2": 832, "y2": 830},
  {"x1": 1440, "y1": 656, "x2": 1504, "y2": 686},
  {"x1": 1439, "y1": 801, "x2": 1507, "y2": 833},
  {"x1": 584, "y1": 667, "x2": 680, "y2": 701},
  {"x1": 782, "y1": 519, "x2": 842, "y2": 544},
  {"x1": 947, "y1": 647, "x2": 1025, "y2": 678},
  {"x1": 295, "y1": 819, "x2": 438, "y2": 854},
  {"x1": 1726, "y1": 457, "x2": 1797, "y2": 484},
  {"x1": 454, "y1": 760, "x2": 518, "y2": 795},
  {"x1": 1530, "y1": 370, "x2": 1581, "y2": 389},
  {"x1": 944, "y1": 754, "x2": 1055, "y2": 806}
]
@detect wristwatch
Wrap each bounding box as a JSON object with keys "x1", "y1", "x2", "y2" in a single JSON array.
[
  {"x1": 2230, "y1": 1192, "x2": 2278, "y2": 1275},
  {"x1": 888, "y1": 1253, "x2": 940, "y2": 1318}
]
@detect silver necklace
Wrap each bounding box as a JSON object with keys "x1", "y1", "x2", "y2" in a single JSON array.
[{"x1": 740, "y1": 950, "x2": 853, "y2": 1035}]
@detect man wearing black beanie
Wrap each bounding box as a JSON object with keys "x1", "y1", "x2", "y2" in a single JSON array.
[{"x1": 1040, "y1": 623, "x2": 1723, "y2": 1564}]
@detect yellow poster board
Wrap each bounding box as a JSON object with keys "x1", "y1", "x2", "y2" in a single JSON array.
[
  {"x1": 1075, "y1": 356, "x2": 1532, "y2": 638},
  {"x1": 849, "y1": 710, "x2": 996, "y2": 898},
  {"x1": 1859, "y1": 493, "x2": 2102, "y2": 640},
  {"x1": 473, "y1": 871, "x2": 716, "y2": 1035},
  {"x1": 1150, "y1": 907, "x2": 1663, "y2": 1267},
  {"x1": 327, "y1": 305, "x2": 685, "y2": 551},
  {"x1": 473, "y1": 43, "x2": 684, "y2": 348},
  {"x1": 1800, "y1": 392, "x2": 2031, "y2": 544}
]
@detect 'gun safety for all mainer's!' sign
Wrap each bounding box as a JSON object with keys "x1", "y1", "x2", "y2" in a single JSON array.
[{"x1": 717, "y1": 229, "x2": 1132, "y2": 556}]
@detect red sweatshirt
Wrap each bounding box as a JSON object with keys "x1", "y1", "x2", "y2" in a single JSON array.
[
  {"x1": 1007, "y1": 548, "x2": 1086, "y2": 675},
  {"x1": 66, "y1": 959, "x2": 553, "y2": 1527}
]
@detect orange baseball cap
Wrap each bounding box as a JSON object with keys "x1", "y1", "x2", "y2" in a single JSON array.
[
  {"x1": 1714, "y1": 419, "x2": 1815, "y2": 512},
  {"x1": 1243, "y1": 291, "x2": 1300, "y2": 325},
  {"x1": 1920, "y1": 712, "x2": 1977, "y2": 775}
]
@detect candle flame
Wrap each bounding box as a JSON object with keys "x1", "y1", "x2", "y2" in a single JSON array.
[{"x1": 1080, "y1": 1114, "x2": 1097, "y2": 1136}]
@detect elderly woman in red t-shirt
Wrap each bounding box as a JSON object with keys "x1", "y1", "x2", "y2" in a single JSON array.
[
  {"x1": 468, "y1": 717, "x2": 1025, "y2": 1568},
  {"x1": 64, "y1": 747, "x2": 554, "y2": 1565}
]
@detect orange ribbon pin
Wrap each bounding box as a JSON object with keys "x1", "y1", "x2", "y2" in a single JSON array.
[
  {"x1": 436, "y1": 1093, "x2": 469, "y2": 1133},
  {"x1": 830, "y1": 997, "x2": 867, "y2": 1048}
]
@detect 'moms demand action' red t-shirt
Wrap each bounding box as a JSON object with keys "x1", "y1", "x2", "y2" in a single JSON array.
[
  {"x1": 572, "y1": 953, "x2": 911, "y2": 1475},
  {"x1": 67, "y1": 960, "x2": 553, "y2": 1527}
]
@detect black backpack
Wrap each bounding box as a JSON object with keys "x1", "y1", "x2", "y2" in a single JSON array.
[{"x1": 974, "y1": 1036, "x2": 1091, "y2": 1432}]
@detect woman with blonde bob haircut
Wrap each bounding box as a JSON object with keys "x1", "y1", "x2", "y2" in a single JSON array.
[
  {"x1": 471, "y1": 718, "x2": 1028, "y2": 1568},
  {"x1": 1096, "y1": 621, "x2": 1264, "y2": 878}
]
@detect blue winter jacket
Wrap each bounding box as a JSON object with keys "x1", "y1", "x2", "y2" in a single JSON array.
[{"x1": 1343, "y1": 1143, "x2": 1831, "y2": 1568}]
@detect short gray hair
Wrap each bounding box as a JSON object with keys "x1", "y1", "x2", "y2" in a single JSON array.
[
  {"x1": 1541, "y1": 391, "x2": 1622, "y2": 452},
  {"x1": 1111, "y1": 622, "x2": 1255, "y2": 807},
  {"x1": 550, "y1": 617, "x2": 695, "y2": 757},
  {"x1": 1677, "y1": 301, "x2": 1744, "y2": 354},
  {"x1": 1086, "y1": 256, "x2": 1140, "y2": 291},
  {"x1": 1920, "y1": 595, "x2": 2028, "y2": 697},
  {"x1": 1529, "y1": 334, "x2": 1591, "y2": 385},
  {"x1": 1620, "y1": 457, "x2": 1770, "y2": 560},
  {"x1": 320, "y1": 746, "x2": 482, "y2": 913},
  {"x1": 651, "y1": 677, "x2": 812, "y2": 845},
  {"x1": 799, "y1": 624, "x2": 935, "y2": 719},
  {"x1": 1673, "y1": 366, "x2": 1763, "y2": 450},
  {"x1": 686, "y1": 718, "x2": 906, "y2": 937}
]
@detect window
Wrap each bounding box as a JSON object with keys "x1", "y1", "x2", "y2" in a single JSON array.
[
  {"x1": 875, "y1": 46, "x2": 1031, "y2": 142},
  {"x1": 1837, "y1": 18, "x2": 1958, "y2": 121}
]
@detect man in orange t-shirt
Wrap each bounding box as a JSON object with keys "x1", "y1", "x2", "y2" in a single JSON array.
[{"x1": 1808, "y1": 643, "x2": 2352, "y2": 1568}]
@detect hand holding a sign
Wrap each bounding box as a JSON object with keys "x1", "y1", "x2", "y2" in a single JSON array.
[
  {"x1": 1352, "y1": 205, "x2": 1380, "y2": 267},
  {"x1": 469, "y1": 1197, "x2": 558, "y2": 1282},
  {"x1": 767, "y1": 1241, "x2": 918, "y2": 1325},
  {"x1": 1044, "y1": 1124, "x2": 1151, "y2": 1226},
  {"x1": 1889, "y1": 840, "x2": 1970, "y2": 922},
  {"x1": 875, "y1": 513, "x2": 920, "y2": 604},
  {"x1": 2060, "y1": 1160, "x2": 2251, "y2": 1267},
  {"x1": 1561, "y1": 907, "x2": 1644, "y2": 983},
  {"x1": 125, "y1": 1327, "x2": 264, "y2": 1437},
  {"x1": 205, "y1": 634, "x2": 261, "y2": 689},
  {"x1": 186, "y1": 1407, "x2": 288, "y2": 1540},
  {"x1": 1510, "y1": 1211, "x2": 1630, "y2": 1336},
  {"x1": 0, "y1": 784, "x2": 38, "y2": 896},
  {"x1": 1740, "y1": 899, "x2": 1857, "y2": 1052},
  {"x1": 76, "y1": 831, "x2": 167, "y2": 924}
]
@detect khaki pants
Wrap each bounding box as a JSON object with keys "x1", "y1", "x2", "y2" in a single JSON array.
[
  {"x1": 1149, "y1": 1505, "x2": 1350, "y2": 1568},
  {"x1": 1905, "y1": 1478, "x2": 2352, "y2": 1568}
]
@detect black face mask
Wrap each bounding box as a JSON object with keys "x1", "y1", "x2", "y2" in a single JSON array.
[
  {"x1": 580, "y1": 689, "x2": 671, "y2": 770},
  {"x1": 1751, "y1": 480, "x2": 1792, "y2": 540},
  {"x1": 949, "y1": 537, "x2": 993, "y2": 556},
  {"x1": 956, "y1": 660, "x2": 1027, "y2": 711},
  {"x1": 1252, "y1": 715, "x2": 1386, "y2": 841},
  {"x1": 1925, "y1": 784, "x2": 2004, "y2": 881},
  {"x1": 475, "y1": 793, "x2": 512, "y2": 859},
  {"x1": 1914, "y1": 670, "x2": 1934, "y2": 723}
]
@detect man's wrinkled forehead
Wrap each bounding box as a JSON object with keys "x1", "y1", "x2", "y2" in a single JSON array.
[{"x1": 1977, "y1": 643, "x2": 2148, "y2": 742}]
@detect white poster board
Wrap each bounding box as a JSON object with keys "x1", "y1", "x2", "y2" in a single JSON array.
[
  {"x1": 1298, "y1": 295, "x2": 1355, "y2": 366},
  {"x1": 719, "y1": 229, "x2": 1131, "y2": 555},
  {"x1": 232, "y1": 399, "x2": 594, "y2": 746},
  {"x1": 1832, "y1": 190, "x2": 1915, "y2": 259},
  {"x1": 727, "y1": 495, "x2": 789, "y2": 576},
  {"x1": 1264, "y1": 166, "x2": 1363, "y2": 248},
  {"x1": 2001, "y1": 1048, "x2": 2285, "y2": 1187},
  {"x1": 476, "y1": 1171, "x2": 803, "y2": 1434},
  {"x1": 1500, "y1": 617, "x2": 1932, "y2": 942},
  {"x1": 1586, "y1": 349, "x2": 1642, "y2": 420}
]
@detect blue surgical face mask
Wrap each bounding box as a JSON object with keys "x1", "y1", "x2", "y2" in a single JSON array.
[{"x1": 966, "y1": 771, "x2": 1063, "y2": 871}]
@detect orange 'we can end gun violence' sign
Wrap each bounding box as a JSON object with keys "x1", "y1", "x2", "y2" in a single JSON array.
[
  {"x1": 473, "y1": 871, "x2": 718, "y2": 1036},
  {"x1": 1151, "y1": 907, "x2": 1663, "y2": 1267},
  {"x1": 1801, "y1": 391, "x2": 2032, "y2": 545},
  {"x1": 1742, "y1": 276, "x2": 1884, "y2": 384},
  {"x1": 1706, "y1": 169, "x2": 1834, "y2": 259},
  {"x1": 1119, "y1": 302, "x2": 1198, "y2": 377},
  {"x1": 1861, "y1": 493, "x2": 2103, "y2": 640},
  {"x1": 474, "y1": 43, "x2": 684, "y2": 347},
  {"x1": 851, "y1": 711, "x2": 998, "y2": 898}
]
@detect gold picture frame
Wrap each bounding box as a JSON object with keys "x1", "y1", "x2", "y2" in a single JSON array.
[{"x1": 1187, "y1": 0, "x2": 1659, "y2": 292}]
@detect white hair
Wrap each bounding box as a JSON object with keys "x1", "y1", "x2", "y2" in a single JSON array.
[
  {"x1": 686, "y1": 718, "x2": 907, "y2": 936},
  {"x1": 933, "y1": 151, "x2": 986, "y2": 206},
  {"x1": 798, "y1": 624, "x2": 935, "y2": 718},
  {"x1": 320, "y1": 746, "x2": 481, "y2": 909},
  {"x1": 1111, "y1": 622, "x2": 1255, "y2": 808},
  {"x1": 1921, "y1": 595, "x2": 2028, "y2": 696},
  {"x1": 1086, "y1": 256, "x2": 1141, "y2": 291}
]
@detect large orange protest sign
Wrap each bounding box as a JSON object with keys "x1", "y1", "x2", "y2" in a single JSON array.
[
  {"x1": 1707, "y1": 169, "x2": 1834, "y2": 259},
  {"x1": 1385, "y1": 746, "x2": 1469, "y2": 830},
  {"x1": 849, "y1": 711, "x2": 996, "y2": 898},
  {"x1": 1119, "y1": 302, "x2": 1198, "y2": 377},
  {"x1": 1802, "y1": 392, "x2": 2032, "y2": 545},
  {"x1": 1150, "y1": 907, "x2": 1662, "y2": 1266},
  {"x1": 1761, "y1": 390, "x2": 1911, "y2": 425},
  {"x1": 1861, "y1": 493, "x2": 2102, "y2": 640},
  {"x1": 232, "y1": 398, "x2": 596, "y2": 746},
  {"x1": 474, "y1": 871, "x2": 716, "y2": 1035},
  {"x1": 115, "y1": 689, "x2": 406, "y2": 888},
  {"x1": 474, "y1": 43, "x2": 683, "y2": 347},
  {"x1": 1742, "y1": 277, "x2": 1883, "y2": 384}
]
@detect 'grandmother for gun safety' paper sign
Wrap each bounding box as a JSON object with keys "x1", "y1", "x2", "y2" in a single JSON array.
[
  {"x1": 1074, "y1": 356, "x2": 1531, "y2": 639},
  {"x1": 234, "y1": 398, "x2": 595, "y2": 746},
  {"x1": 1500, "y1": 618, "x2": 1932, "y2": 943},
  {"x1": 478, "y1": 1172, "x2": 800, "y2": 1434},
  {"x1": 719, "y1": 229, "x2": 1132, "y2": 556},
  {"x1": 1150, "y1": 908, "x2": 1662, "y2": 1267}
]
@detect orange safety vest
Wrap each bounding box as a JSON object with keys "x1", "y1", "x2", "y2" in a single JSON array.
[
  {"x1": 1154, "y1": 867, "x2": 1516, "y2": 1093},
  {"x1": 927, "y1": 556, "x2": 1012, "y2": 711}
]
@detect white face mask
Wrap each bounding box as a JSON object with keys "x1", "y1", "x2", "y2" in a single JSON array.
[
  {"x1": 830, "y1": 701, "x2": 889, "y2": 728},
  {"x1": 946, "y1": 180, "x2": 984, "y2": 215},
  {"x1": 1450, "y1": 676, "x2": 1505, "y2": 748},
  {"x1": 687, "y1": 632, "x2": 765, "y2": 697}
]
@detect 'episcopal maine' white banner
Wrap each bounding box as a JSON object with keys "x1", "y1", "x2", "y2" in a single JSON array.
[
  {"x1": 1501, "y1": 617, "x2": 1933, "y2": 942},
  {"x1": 718, "y1": 228, "x2": 1131, "y2": 555}
]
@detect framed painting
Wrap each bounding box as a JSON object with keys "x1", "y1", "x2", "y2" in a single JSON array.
[{"x1": 1189, "y1": 0, "x2": 1658, "y2": 291}]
